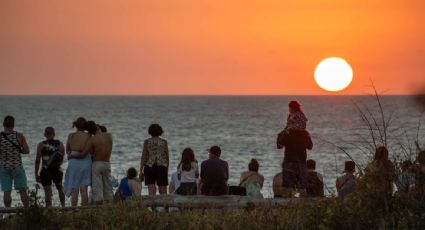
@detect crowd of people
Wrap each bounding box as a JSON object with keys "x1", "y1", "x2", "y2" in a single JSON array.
[{"x1": 0, "y1": 100, "x2": 424, "y2": 208}]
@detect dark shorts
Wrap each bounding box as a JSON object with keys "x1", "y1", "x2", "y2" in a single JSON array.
[
  {"x1": 40, "y1": 168, "x2": 63, "y2": 187},
  {"x1": 282, "y1": 162, "x2": 307, "y2": 189},
  {"x1": 144, "y1": 164, "x2": 168, "y2": 186},
  {"x1": 201, "y1": 183, "x2": 228, "y2": 196},
  {"x1": 176, "y1": 182, "x2": 197, "y2": 195}
]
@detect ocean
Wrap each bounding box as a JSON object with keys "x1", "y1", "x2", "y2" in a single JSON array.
[{"x1": 0, "y1": 96, "x2": 423, "y2": 206}]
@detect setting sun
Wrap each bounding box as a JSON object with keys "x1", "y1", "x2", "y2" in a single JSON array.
[{"x1": 314, "y1": 57, "x2": 353, "y2": 92}]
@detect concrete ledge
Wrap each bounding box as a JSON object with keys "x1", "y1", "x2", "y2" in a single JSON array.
[{"x1": 0, "y1": 195, "x2": 314, "y2": 213}]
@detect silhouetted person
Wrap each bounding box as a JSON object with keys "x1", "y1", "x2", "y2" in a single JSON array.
[
  {"x1": 283, "y1": 100, "x2": 308, "y2": 133},
  {"x1": 305, "y1": 159, "x2": 324, "y2": 197},
  {"x1": 365, "y1": 145, "x2": 395, "y2": 196},
  {"x1": 279, "y1": 129, "x2": 313, "y2": 197},
  {"x1": 336, "y1": 161, "x2": 357, "y2": 198},
  {"x1": 200, "y1": 146, "x2": 229, "y2": 195},
  {"x1": 0, "y1": 115, "x2": 30, "y2": 208},
  {"x1": 35, "y1": 127, "x2": 66, "y2": 207}
]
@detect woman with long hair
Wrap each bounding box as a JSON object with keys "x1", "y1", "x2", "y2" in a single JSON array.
[{"x1": 175, "y1": 148, "x2": 199, "y2": 195}]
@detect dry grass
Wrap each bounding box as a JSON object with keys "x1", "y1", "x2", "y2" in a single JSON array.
[{"x1": 1, "y1": 191, "x2": 424, "y2": 230}]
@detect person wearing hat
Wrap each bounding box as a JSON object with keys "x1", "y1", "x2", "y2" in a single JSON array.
[
  {"x1": 0, "y1": 115, "x2": 30, "y2": 208},
  {"x1": 200, "y1": 146, "x2": 229, "y2": 195},
  {"x1": 336, "y1": 160, "x2": 357, "y2": 198}
]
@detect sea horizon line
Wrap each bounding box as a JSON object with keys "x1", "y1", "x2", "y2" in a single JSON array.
[{"x1": 0, "y1": 93, "x2": 421, "y2": 97}]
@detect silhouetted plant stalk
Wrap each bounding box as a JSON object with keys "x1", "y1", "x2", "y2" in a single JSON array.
[
  {"x1": 319, "y1": 83, "x2": 424, "y2": 190},
  {"x1": 353, "y1": 82, "x2": 394, "y2": 153}
]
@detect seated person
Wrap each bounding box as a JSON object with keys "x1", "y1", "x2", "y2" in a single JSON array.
[
  {"x1": 176, "y1": 148, "x2": 199, "y2": 195},
  {"x1": 305, "y1": 159, "x2": 324, "y2": 197},
  {"x1": 273, "y1": 162, "x2": 290, "y2": 198},
  {"x1": 200, "y1": 146, "x2": 229, "y2": 196},
  {"x1": 240, "y1": 158, "x2": 264, "y2": 199},
  {"x1": 117, "y1": 167, "x2": 141, "y2": 200},
  {"x1": 336, "y1": 161, "x2": 357, "y2": 198},
  {"x1": 364, "y1": 146, "x2": 396, "y2": 196}
]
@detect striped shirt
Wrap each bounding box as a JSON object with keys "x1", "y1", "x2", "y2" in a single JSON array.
[{"x1": 0, "y1": 131, "x2": 22, "y2": 169}]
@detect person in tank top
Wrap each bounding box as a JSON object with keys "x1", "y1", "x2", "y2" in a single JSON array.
[
  {"x1": 0, "y1": 115, "x2": 30, "y2": 208},
  {"x1": 35, "y1": 127, "x2": 65, "y2": 207}
]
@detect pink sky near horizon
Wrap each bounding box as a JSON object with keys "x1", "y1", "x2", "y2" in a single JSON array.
[{"x1": 1, "y1": 0, "x2": 425, "y2": 95}]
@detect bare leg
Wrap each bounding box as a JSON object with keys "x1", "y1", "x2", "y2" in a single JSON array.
[
  {"x1": 80, "y1": 186, "x2": 88, "y2": 206},
  {"x1": 55, "y1": 183, "x2": 66, "y2": 207},
  {"x1": 71, "y1": 188, "x2": 79, "y2": 207},
  {"x1": 43, "y1": 186, "x2": 53, "y2": 207},
  {"x1": 158, "y1": 186, "x2": 167, "y2": 195},
  {"x1": 19, "y1": 190, "x2": 29, "y2": 208},
  {"x1": 148, "y1": 184, "x2": 157, "y2": 196},
  {"x1": 3, "y1": 192, "x2": 12, "y2": 207}
]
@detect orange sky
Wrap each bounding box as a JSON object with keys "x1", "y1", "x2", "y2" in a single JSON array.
[{"x1": 1, "y1": 0, "x2": 424, "y2": 95}]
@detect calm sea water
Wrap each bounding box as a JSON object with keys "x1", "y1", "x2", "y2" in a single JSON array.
[{"x1": 0, "y1": 96, "x2": 423, "y2": 206}]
